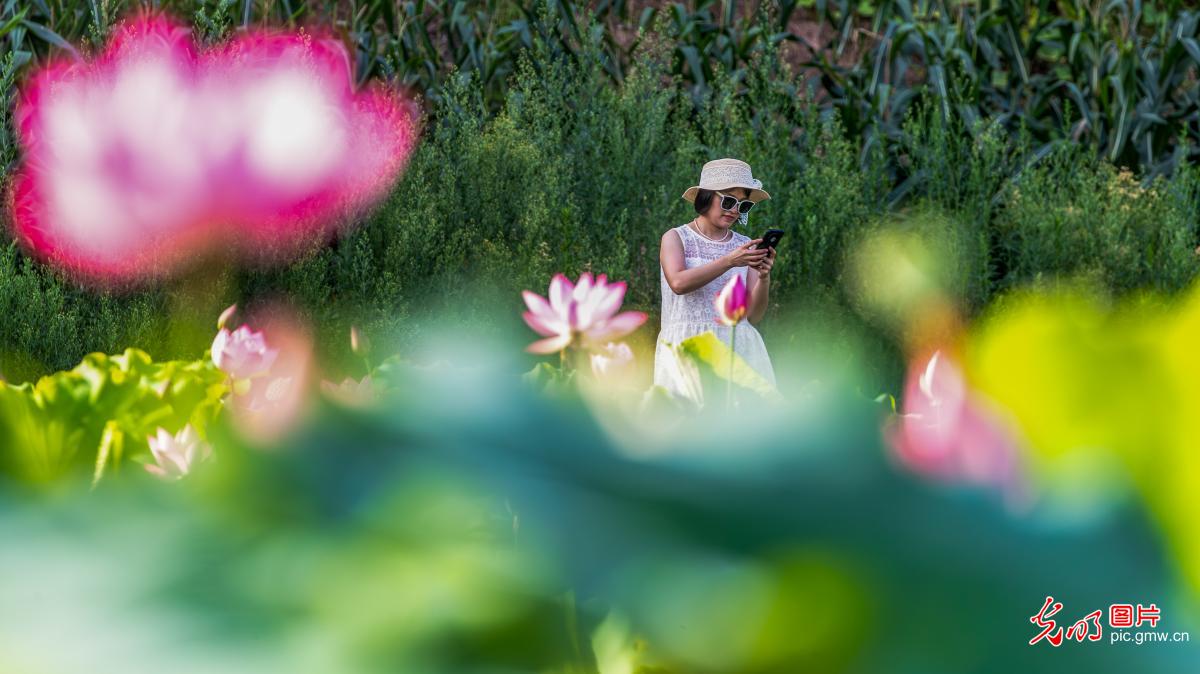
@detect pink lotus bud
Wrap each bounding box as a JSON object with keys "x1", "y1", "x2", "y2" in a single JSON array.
[
  {"x1": 714, "y1": 274, "x2": 748, "y2": 326},
  {"x1": 350, "y1": 325, "x2": 368, "y2": 356},
  {"x1": 217, "y1": 303, "x2": 237, "y2": 330}
]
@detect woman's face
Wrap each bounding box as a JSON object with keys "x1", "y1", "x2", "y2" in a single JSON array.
[{"x1": 707, "y1": 187, "x2": 751, "y2": 228}]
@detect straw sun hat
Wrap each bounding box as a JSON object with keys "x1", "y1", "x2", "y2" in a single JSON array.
[{"x1": 681, "y1": 158, "x2": 771, "y2": 204}]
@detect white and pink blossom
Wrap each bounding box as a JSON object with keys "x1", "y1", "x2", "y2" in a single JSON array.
[
  {"x1": 522, "y1": 272, "x2": 647, "y2": 354},
  {"x1": 211, "y1": 325, "x2": 279, "y2": 380},
  {"x1": 144, "y1": 425, "x2": 211, "y2": 480}
]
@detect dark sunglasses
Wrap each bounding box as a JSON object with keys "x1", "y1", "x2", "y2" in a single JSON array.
[{"x1": 717, "y1": 192, "x2": 755, "y2": 215}]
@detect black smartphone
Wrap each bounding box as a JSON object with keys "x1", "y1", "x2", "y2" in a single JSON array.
[{"x1": 756, "y1": 228, "x2": 784, "y2": 250}]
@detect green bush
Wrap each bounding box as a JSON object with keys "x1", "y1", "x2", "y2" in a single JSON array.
[
  {"x1": 0, "y1": 244, "x2": 168, "y2": 382},
  {"x1": 994, "y1": 145, "x2": 1199, "y2": 295}
]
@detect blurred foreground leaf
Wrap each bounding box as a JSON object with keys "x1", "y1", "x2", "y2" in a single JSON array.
[{"x1": 678, "y1": 331, "x2": 782, "y2": 403}]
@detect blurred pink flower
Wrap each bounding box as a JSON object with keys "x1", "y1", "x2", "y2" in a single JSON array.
[
  {"x1": 590, "y1": 342, "x2": 635, "y2": 380},
  {"x1": 888, "y1": 350, "x2": 1024, "y2": 497},
  {"x1": 212, "y1": 325, "x2": 279, "y2": 380},
  {"x1": 221, "y1": 313, "x2": 314, "y2": 445},
  {"x1": 714, "y1": 274, "x2": 747, "y2": 326},
  {"x1": 242, "y1": 375, "x2": 296, "y2": 412},
  {"x1": 144, "y1": 425, "x2": 211, "y2": 480},
  {"x1": 8, "y1": 12, "x2": 418, "y2": 283},
  {"x1": 522, "y1": 272, "x2": 647, "y2": 354}
]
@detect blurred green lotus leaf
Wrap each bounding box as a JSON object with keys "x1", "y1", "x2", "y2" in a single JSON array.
[
  {"x1": 0, "y1": 349, "x2": 227, "y2": 483},
  {"x1": 678, "y1": 332, "x2": 782, "y2": 403},
  {"x1": 968, "y1": 283, "x2": 1200, "y2": 590}
]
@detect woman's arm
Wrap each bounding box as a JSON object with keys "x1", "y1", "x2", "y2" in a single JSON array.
[
  {"x1": 746, "y1": 246, "x2": 776, "y2": 325},
  {"x1": 660, "y1": 230, "x2": 765, "y2": 296}
]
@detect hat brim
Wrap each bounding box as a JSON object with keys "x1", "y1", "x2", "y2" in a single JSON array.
[{"x1": 682, "y1": 185, "x2": 771, "y2": 203}]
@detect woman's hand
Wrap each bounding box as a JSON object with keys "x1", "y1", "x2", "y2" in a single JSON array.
[
  {"x1": 750, "y1": 246, "x2": 776, "y2": 280},
  {"x1": 724, "y1": 240, "x2": 768, "y2": 269}
]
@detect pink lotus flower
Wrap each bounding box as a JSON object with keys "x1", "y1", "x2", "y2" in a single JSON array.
[
  {"x1": 212, "y1": 325, "x2": 279, "y2": 380},
  {"x1": 887, "y1": 350, "x2": 1025, "y2": 498},
  {"x1": 8, "y1": 12, "x2": 418, "y2": 283},
  {"x1": 522, "y1": 273, "x2": 647, "y2": 354},
  {"x1": 714, "y1": 274, "x2": 748, "y2": 326},
  {"x1": 590, "y1": 342, "x2": 635, "y2": 380},
  {"x1": 144, "y1": 425, "x2": 211, "y2": 480}
]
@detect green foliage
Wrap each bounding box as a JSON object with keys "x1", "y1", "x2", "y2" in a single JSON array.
[
  {"x1": 192, "y1": 0, "x2": 235, "y2": 45},
  {"x1": 521, "y1": 360, "x2": 577, "y2": 398},
  {"x1": 679, "y1": 330, "x2": 782, "y2": 403},
  {"x1": 994, "y1": 144, "x2": 1199, "y2": 295},
  {"x1": 0, "y1": 244, "x2": 168, "y2": 383},
  {"x1": 0, "y1": 48, "x2": 22, "y2": 179},
  {"x1": 0, "y1": 352, "x2": 1183, "y2": 673},
  {"x1": 846, "y1": 204, "x2": 993, "y2": 322},
  {"x1": 807, "y1": 0, "x2": 1200, "y2": 176},
  {"x1": 0, "y1": 348, "x2": 227, "y2": 483},
  {"x1": 8, "y1": 0, "x2": 1200, "y2": 176}
]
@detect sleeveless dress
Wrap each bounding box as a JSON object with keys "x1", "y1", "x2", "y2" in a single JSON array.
[{"x1": 653, "y1": 224, "x2": 776, "y2": 397}]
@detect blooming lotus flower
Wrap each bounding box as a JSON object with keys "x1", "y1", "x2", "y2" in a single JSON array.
[
  {"x1": 522, "y1": 272, "x2": 648, "y2": 354},
  {"x1": 212, "y1": 325, "x2": 279, "y2": 380},
  {"x1": 144, "y1": 425, "x2": 211, "y2": 480},
  {"x1": 714, "y1": 274, "x2": 748, "y2": 326},
  {"x1": 590, "y1": 342, "x2": 635, "y2": 380},
  {"x1": 8, "y1": 12, "x2": 417, "y2": 283},
  {"x1": 888, "y1": 350, "x2": 1024, "y2": 496}
]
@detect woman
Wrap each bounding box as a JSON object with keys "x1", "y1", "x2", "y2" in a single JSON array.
[{"x1": 654, "y1": 157, "x2": 778, "y2": 398}]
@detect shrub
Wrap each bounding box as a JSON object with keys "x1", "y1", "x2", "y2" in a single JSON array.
[
  {"x1": 0, "y1": 244, "x2": 168, "y2": 382},
  {"x1": 993, "y1": 145, "x2": 1198, "y2": 295}
]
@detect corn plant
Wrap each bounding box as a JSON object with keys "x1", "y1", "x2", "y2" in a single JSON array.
[{"x1": 805, "y1": 0, "x2": 1200, "y2": 176}]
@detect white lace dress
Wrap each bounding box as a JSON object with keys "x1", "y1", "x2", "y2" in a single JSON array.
[{"x1": 653, "y1": 223, "x2": 776, "y2": 396}]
